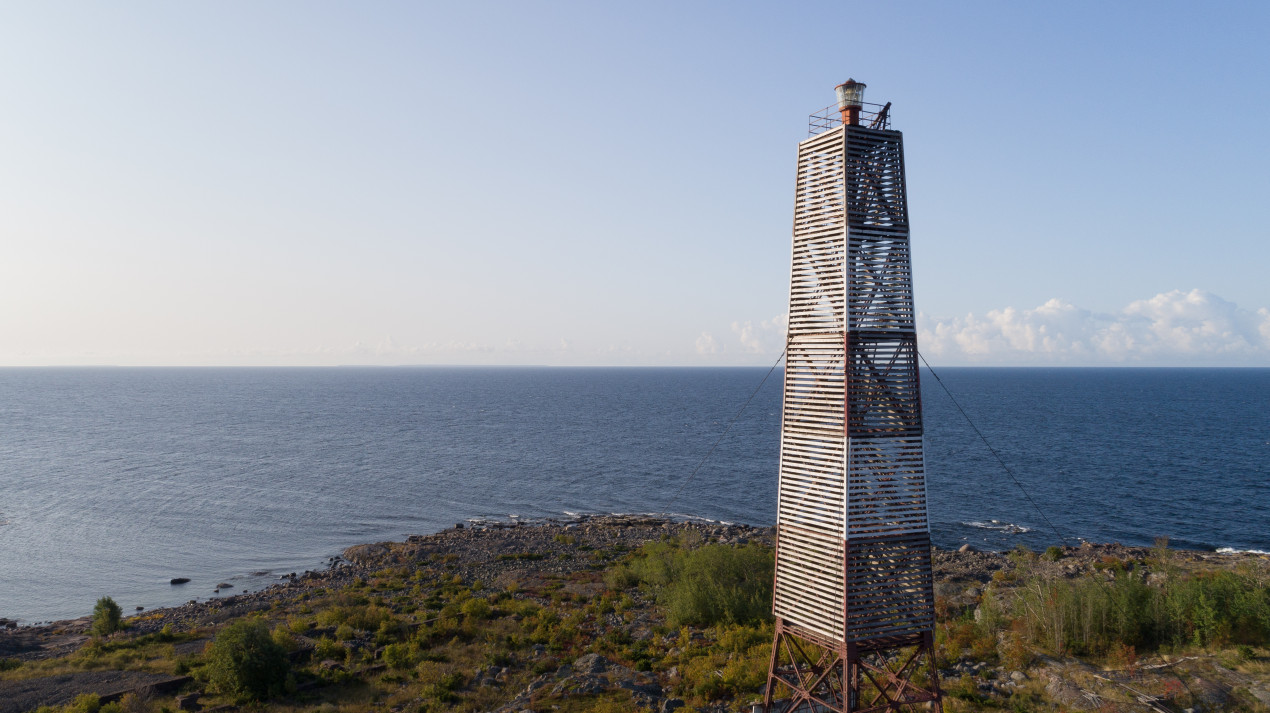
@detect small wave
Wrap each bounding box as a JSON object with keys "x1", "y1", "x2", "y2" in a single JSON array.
[
  {"x1": 463, "y1": 510, "x2": 741, "y2": 529},
  {"x1": 465, "y1": 514, "x2": 565, "y2": 528},
  {"x1": 466, "y1": 516, "x2": 514, "y2": 525},
  {"x1": 1216, "y1": 547, "x2": 1270, "y2": 555},
  {"x1": 650, "y1": 512, "x2": 734, "y2": 526},
  {"x1": 962, "y1": 520, "x2": 1031, "y2": 534}
]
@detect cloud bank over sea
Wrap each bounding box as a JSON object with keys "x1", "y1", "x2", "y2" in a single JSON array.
[
  {"x1": 918, "y1": 289, "x2": 1270, "y2": 366},
  {"x1": 6, "y1": 289, "x2": 1263, "y2": 368}
]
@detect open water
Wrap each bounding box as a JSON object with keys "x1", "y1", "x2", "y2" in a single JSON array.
[{"x1": 0, "y1": 367, "x2": 1267, "y2": 623}]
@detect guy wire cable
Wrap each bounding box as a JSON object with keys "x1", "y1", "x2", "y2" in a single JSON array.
[
  {"x1": 658, "y1": 345, "x2": 786, "y2": 518},
  {"x1": 918, "y1": 351, "x2": 1198, "y2": 701},
  {"x1": 917, "y1": 350, "x2": 1075, "y2": 550}
]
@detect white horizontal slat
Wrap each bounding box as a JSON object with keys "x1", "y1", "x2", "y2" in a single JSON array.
[{"x1": 776, "y1": 126, "x2": 937, "y2": 647}]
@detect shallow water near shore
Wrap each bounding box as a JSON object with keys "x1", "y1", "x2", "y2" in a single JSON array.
[{"x1": 1, "y1": 366, "x2": 1267, "y2": 623}]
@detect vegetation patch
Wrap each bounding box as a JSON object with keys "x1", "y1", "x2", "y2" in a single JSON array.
[
  {"x1": 203, "y1": 619, "x2": 291, "y2": 701},
  {"x1": 9, "y1": 522, "x2": 1270, "y2": 713}
]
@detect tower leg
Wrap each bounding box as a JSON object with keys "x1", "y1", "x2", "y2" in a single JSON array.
[
  {"x1": 764, "y1": 622, "x2": 942, "y2": 713},
  {"x1": 764, "y1": 619, "x2": 847, "y2": 712}
]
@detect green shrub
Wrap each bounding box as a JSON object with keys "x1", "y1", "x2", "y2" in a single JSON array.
[
  {"x1": 1042, "y1": 546, "x2": 1064, "y2": 561},
  {"x1": 992, "y1": 568, "x2": 1018, "y2": 584},
  {"x1": 112, "y1": 693, "x2": 148, "y2": 713},
  {"x1": 512, "y1": 600, "x2": 541, "y2": 618},
  {"x1": 460, "y1": 597, "x2": 492, "y2": 620},
  {"x1": 946, "y1": 674, "x2": 989, "y2": 705},
  {"x1": 375, "y1": 619, "x2": 404, "y2": 645},
  {"x1": 676, "y1": 640, "x2": 768, "y2": 705},
  {"x1": 999, "y1": 631, "x2": 1033, "y2": 670},
  {"x1": 485, "y1": 649, "x2": 513, "y2": 667},
  {"x1": 663, "y1": 545, "x2": 773, "y2": 626},
  {"x1": 624, "y1": 542, "x2": 773, "y2": 627},
  {"x1": 343, "y1": 604, "x2": 392, "y2": 631},
  {"x1": 91, "y1": 597, "x2": 122, "y2": 637},
  {"x1": 383, "y1": 642, "x2": 414, "y2": 669},
  {"x1": 270, "y1": 625, "x2": 299, "y2": 652},
  {"x1": 603, "y1": 565, "x2": 639, "y2": 591},
  {"x1": 67, "y1": 693, "x2": 102, "y2": 713},
  {"x1": 680, "y1": 652, "x2": 730, "y2": 701},
  {"x1": 1013, "y1": 568, "x2": 1270, "y2": 655},
  {"x1": 61, "y1": 693, "x2": 127, "y2": 713},
  {"x1": 315, "y1": 608, "x2": 345, "y2": 627},
  {"x1": 314, "y1": 636, "x2": 343, "y2": 661},
  {"x1": 678, "y1": 529, "x2": 704, "y2": 548},
  {"x1": 716, "y1": 623, "x2": 770, "y2": 654},
  {"x1": 419, "y1": 669, "x2": 464, "y2": 704},
  {"x1": 204, "y1": 619, "x2": 290, "y2": 701},
  {"x1": 628, "y1": 542, "x2": 678, "y2": 588}
]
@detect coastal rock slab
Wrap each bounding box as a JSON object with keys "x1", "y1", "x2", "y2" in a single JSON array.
[
  {"x1": 342, "y1": 542, "x2": 391, "y2": 566},
  {"x1": 0, "y1": 672, "x2": 188, "y2": 713},
  {"x1": 572, "y1": 653, "x2": 609, "y2": 674},
  {"x1": 1044, "y1": 675, "x2": 1098, "y2": 711}
]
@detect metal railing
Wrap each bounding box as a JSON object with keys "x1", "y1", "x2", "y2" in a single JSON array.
[{"x1": 808, "y1": 101, "x2": 892, "y2": 136}]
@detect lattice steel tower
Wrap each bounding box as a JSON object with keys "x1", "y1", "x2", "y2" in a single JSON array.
[{"x1": 764, "y1": 81, "x2": 941, "y2": 713}]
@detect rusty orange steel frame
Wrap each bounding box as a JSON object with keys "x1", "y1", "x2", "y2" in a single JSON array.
[
  {"x1": 765, "y1": 623, "x2": 941, "y2": 713},
  {"x1": 765, "y1": 94, "x2": 941, "y2": 713}
]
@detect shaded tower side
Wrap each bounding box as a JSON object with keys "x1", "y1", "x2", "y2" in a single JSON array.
[{"x1": 767, "y1": 122, "x2": 940, "y2": 713}]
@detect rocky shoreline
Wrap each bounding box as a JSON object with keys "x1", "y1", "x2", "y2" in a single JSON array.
[
  {"x1": 2, "y1": 516, "x2": 1268, "y2": 712},
  {"x1": 4, "y1": 517, "x2": 1265, "y2": 660}
]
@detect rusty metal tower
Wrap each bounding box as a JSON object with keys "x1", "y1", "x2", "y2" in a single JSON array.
[{"x1": 764, "y1": 81, "x2": 941, "y2": 713}]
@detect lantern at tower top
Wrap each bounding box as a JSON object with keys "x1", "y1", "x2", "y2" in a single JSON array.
[
  {"x1": 834, "y1": 79, "x2": 866, "y2": 125},
  {"x1": 809, "y1": 80, "x2": 892, "y2": 135}
]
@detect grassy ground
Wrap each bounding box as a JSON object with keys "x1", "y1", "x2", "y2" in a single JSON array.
[{"x1": 3, "y1": 525, "x2": 1270, "y2": 713}]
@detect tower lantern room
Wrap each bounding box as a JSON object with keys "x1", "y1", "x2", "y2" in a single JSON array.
[{"x1": 834, "y1": 79, "x2": 866, "y2": 125}]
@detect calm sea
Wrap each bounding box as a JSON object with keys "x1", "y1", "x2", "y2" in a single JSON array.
[{"x1": 1, "y1": 367, "x2": 1266, "y2": 623}]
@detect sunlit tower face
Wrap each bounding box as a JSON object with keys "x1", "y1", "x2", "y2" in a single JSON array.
[{"x1": 763, "y1": 82, "x2": 942, "y2": 713}]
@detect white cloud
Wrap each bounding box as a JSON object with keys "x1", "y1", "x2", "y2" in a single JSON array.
[
  {"x1": 350, "y1": 338, "x2": 497, "y2": 356},
  {"x1": 919, "y1": 290, "x2": 1270, "y2": 365},
  {"x1": 727, "y1": 315, "x2": 789, "y2": 355},
  {"x1": 731, "y1": 321, "x2": 762, "y2": 353},
  {"x1": 695, "y1": 332, "x2": 718, "y2": 355}
]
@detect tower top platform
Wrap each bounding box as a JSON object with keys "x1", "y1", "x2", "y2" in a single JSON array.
[{"x1": 808, "y1": 101, "x2": 893, "y2": 136}]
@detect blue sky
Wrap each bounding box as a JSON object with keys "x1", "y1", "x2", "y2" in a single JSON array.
[{"x1": 2, "y1": 2, "x2": 1267, "y2": 366}]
